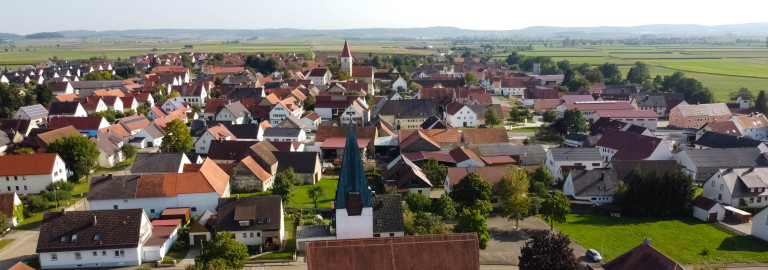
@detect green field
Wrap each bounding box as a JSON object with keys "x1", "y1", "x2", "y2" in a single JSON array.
[
  {"x1": 233, "y1": 178, "x2": 338, "y2": 209},
  {"x1": 554, "y1": 214, "x2": 768, "y2": 265}
]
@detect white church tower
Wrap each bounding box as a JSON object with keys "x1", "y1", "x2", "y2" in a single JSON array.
[
  {"x1": 334, "y1": 118, "x2": 373, "y2": 239},
  {"x1": 340, "y1": 40, "x2": 353, "y2": 74}
]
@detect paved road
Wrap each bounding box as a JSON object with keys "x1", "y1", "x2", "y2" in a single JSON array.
[{"x1": 0, "y1": 229, "x2": 40, "y2": 269}]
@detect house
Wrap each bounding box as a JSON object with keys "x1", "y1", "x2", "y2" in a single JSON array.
[
  {"x1": 246, "y1": 141, "x2": 280, "y2": 177},
  {"x1": 92, "y1": 132, "x2": 124, "y2": 168},
  {"x1": 697, "y1": 121, "x2": 742, "y2": 137},
  {"x1": 0, "y1": 119, "x2": 36, "y2": 141},
  {"x1": 269, "y1": 98, "x2": 304, "y2": 126},
  {"x1": 674, "y1": 148, "x2": 768, "y2": 183},
  {"x1": 302, "y1": 112, "x2": 321, "y2": 132},
  {"x1": 600, "y1": 85, "x2": 637, "y2": 101},
  {"x1": 0, "y1": 192, "x2": 23, "y2": 226},
  {"x1": 445, "y1": 103, "x2": 477, "y2": 127},
  {"x1": 694, "y1": 132, "x2": 768, "y2": 152},
  {"x1": 215, "y1": 195, "x2": 284, "y2": 247},
  {"x1": 88, "y1": 159, "x2": 231, "y2": 217},
  {"x1": 314, "y1": 95, "x2": 364, "y2": 121},
  {"x1": 120, "y1": 97, "x2": 138, "y2": 113},
  {"x1": 130, "y1": 153, "x2": 191, "y2": 175},
  {"x1": 468, "y1": 104, "x2": 505, "y2": 126},
  {"x1": 593, "y1": 109, "x2": 659, "y2": 130},
  {"x1": 305, "y1": 234, "x2": 479, "y2": 270},
  {"x1": 49, "y1": 116, "x2": 109, "y2": 137},
  {"x1": 231, "y1": 156, "x2": 274, "y2": 192},
  {"x1": 602, "y1": 240, "x2": 684, "y2": 270},
  {"x1": 13, "y1": 104, "x2": 48, "y2": 125},
  {"x1": 194, "y1": 124, "x2": 236, "y2": 155},
  {"x1": 730, "y1": 113, "x2": 768, "y2": 140},
  {"x1": 498, "y1": 79, "x2": 526, "y2": 96},
  {"x1": 188, "y1": 210, "x2": 215, "y2": 245},
  {"x1": 557, "y1": 101, "x2": 635, "y2": 120},
  {"x1": 631, "y1": 94, "x2": 680, "y2": 117},
  {"x1": 221, "y1": 122, "x2": 265, "y2": 141},
  {"x1": 307, "y1": 68, "x2": 331, "y2": 86},
  {"x1": 100, "y1": 96, "x2": 123, "y2": 112},
  {"x1": 420, "y1": 115, "x2": 450, "y2": 129},
  {"x1": 450, "y1": 147, "x2": 485, "y2": 168},
  {"x1": 669, "y1": 103, "x2": 731, "y2": 129},
  {"x1": 545, "y1": 148, "x2": 603, "y2": 180},
  {"x1": 596, "y1": 129, "x2": 672, "y2": 162},
  {"x1": 49, "y1": 102, "x2": 87, "y2": 117},
  {"x1": 383, "y1": 155, "x2": 432, "y2": 194},
  {"x1": 263, "y1": 128, "x2": 306, "y2": 142},
  {"x1": 216, "y1": 101, "x2": 251, "y2": 124},
  {"x1": 702, "y1": 167, "x2": 768, "y2": 207},
  {"x1": 277, "y1": 114, "x2": 306, "y2": 130},
  {"x1": 77, "y1": 96, "x2": 108, "y2": 114},
  {"x1": 462, "y1": 128, "x2": 509, "y2": 146},
  {"x1": 207, "y1": 140, "x2": 259, "y2": 163},
  {"x1": 378, "y1": 99, "x2": 439, "y2": 130},
  {"x1": 171, "y1": 84, "x2": 208, "y2": 106},
  {"x1": 474, "y1": 144, "x2": 547, "y2": 166},
  {"x1": 339, "y1": 99, "x2": 370, "y2": 126},
  {"x1": 23, "y1": 126, "x2": 82, "y2": 152},
  {"x1": 128, "y1": 123, "x2": 164, "y2": 149},
  {"x1": 398, "y1": 129, "x2": 460, "y2": 153},
  {"x1": 692, "y1": 195, "x2": 726, "y2": 222},
  {"x1": 36, "y1": 209, "x2": 150, "y2": 269},
  {"x1": 160, "y1": 98, "x2": 187, "y2": 114},
  {"x1": 142, "y1": 219, "x2": 181, "y2": 262},
  {"x1": 273, "y1": 152, "x2": 322, "y2": 184},
  {"x1": 752, "y1": 207, "x2": 768, "y2": 242},
  {"x1": 0, "y1": 153, "x2": 67, "y2": 194},
  {"x1": 47, "y1": 81, "x2": 74, "y2": 96},
  {"x1": 563, "y1": 170, "x2": 619, "y2": 203},
  {"x1": 391, "y1": 77, "x2": 407, "y2": 91}
]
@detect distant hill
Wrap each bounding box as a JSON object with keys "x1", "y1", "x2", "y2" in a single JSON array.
[
  {"x1": 25, "y1": 32, "x2": 65, "y2": 39},
  {"x1": 0, "y1": 32, "x2": 22, "y2": 39},
  {"x1": 9, "y1": 23, "x2": 768, "y2": 39}
]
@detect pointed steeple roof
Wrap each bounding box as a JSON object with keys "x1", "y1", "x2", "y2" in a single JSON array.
[
  {"x1": 341, "y1": 40, "x2": 352, "y2": 58},
  {"x1": 334, "y1": 118, "x2": 372, "y2": 209}
]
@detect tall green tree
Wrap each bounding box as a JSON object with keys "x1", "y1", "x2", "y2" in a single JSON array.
[
  {"x1": 464, "y1": 72, "x2": 478, "y2": 86},
  {"x1": 556, "y1": 60, "x2": 571, "y2": 73},
  {"x1": 0, "y1": 83, "x2": 26, "y2": 118},
  {"x1": 599, "y1": 62, "x2": 623, "y2": 84},
  {"x1": 403, "y1": 207, "x2": 451, "y2": 235},
  {"x1": 529, "y1": 165, "x2": 556, "y2": 196},
  {"x1": 498, "y1": 166, "x2": 530, "y2": 230},
  {"x1": 584, "y1": 68, "x2": 604, "y2": 83},
  {"x1": 307, "y1": 185, "x2": 325, "y2": 208},
  {"x1": 422, "y1": 158, "x2": 447, "y2": 187},
  {"x1": 83, "y1": 71, "x2": 116, "y2": 81},
  {"x1": 121, "y1": 144, "x2": 137, "y2": 160},
  {"x1": 272, "y1": 168, "x2": 299, "y2": 203},
  {"x1": 195, "y1": 231, "x2": 249, "y2": 270},
  {"x1": 542, "y1": 109, "x2": 557, "y2": 123},
  {"x1": 614, "y1": 168, "x2": 694, "y2": 217},
  {"x1": 566, "y1": 76, "x2": 590, "y2": 91},
  {"x1": 756, "y1": 90, "x2": 768, "y2": 114},
  {"x1": 32, "y1": 84, "x2": 53, "y2": 106},
  {"x1": 454, "y1": 208, "x2": 490, "y2": 249},
  {"x1": 561, "y1": 109, "x2": 588, "y2": 134},
  {"x1": 160, "y1": 119, "x2": 193, "y2": 153},
  {"x1": 431, "y1": 194, "x2": 457, "y2": 219},
  {"x1": 484, "y1": 108, "x2": 501, "y2": 127},
  {"x1": 540, "y1": 191, "x2": 570, "y2": 230},
  {"x1": 519, "y1": 231, "x2": 590, "y2": 270},
  {"x1": 626, "y1": 61, "x2": 651, "y2": 84},
  {"x1": 450, "y1": 173, "x2": 493, "y2": 208},
  {"x1": 304, "y1": 95, "x2": 316, "y2": 111},
  {"x1": 47, "y1": 136, "x2": 99, "y2": 180},
  {"x1": 404, "y1": 192, "x2": 432, "y2": 213},
  {"x1": 729, "y1": 87, "x2": 755, "y2": 102}
]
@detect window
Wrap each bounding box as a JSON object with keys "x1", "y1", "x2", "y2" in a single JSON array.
[
  {"x1": 14, "y1": 176, "x2": 17, "y2": 181},
  {"x1": 75, "y1": 252, "x2": 82, "y2": 260},
  {"x1": 374, "y1": 234, "x2": 381, "y2": 237},
  {"x1": 23, "y1": 185, "x2": 27, "y2": 191},
  {"x1": 113, "y1": 205, "x2": 118, "y2": 209},
  {"x1": 592, "y1": 163, "x2": 600, "y2": 166},
  {"x1": 750, "y1": 198, "x2": 755, "y2": 203},
  {"x1": 390, "y1": 233, "x2": 395, "y2": 237},
  {"x1": 257, "y1": 232, "x2": 261, "y2": 237},
  {"x1": 718, "y1": 194, "x2": 722, "y2": 200},
  {"x1": 102, "y1": 251, "x2": 106, "y2": 256},
  {"x1": 191, "y1": 207, "x2": 197, "y2": 212},
  {"x1": 94, "y1": 235, "x2": 99, "y2": 241},
  {"x1": 150, "y1": 209, "x2": 155, "y2": 214},
  {"x1": 14, "y1": 186, "x2": 18, "y2": 191},
  {"x1": 115, "y1": 250, "x2": 124, "y2": 257},
  {"x1": 720, "y1": 184, "x2": 724, "y2": 191},
  {"x1": 250, "y1": 233, "x2": 254, "y2": 237},
  {"x1": 711, "y1": 181, "x2": 715, "y2": 187},
  {"x1": 51, "y1": 253, "x2": 58, "y2": 261},
  {"x1": 93, "y1": 251, "x2": 97, "y2": 256},
  {"x1": 243, "y1": 233, "x2": 247, "y2": 238},
  {"x1": 61, "y1": 236, "x2": 67, "y2": 242}
]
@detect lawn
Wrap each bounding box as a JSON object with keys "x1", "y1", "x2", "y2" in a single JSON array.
[
  {"x1": 0, "y1": 239, "x2": 15, "y2": 250},
  {"x1": 256, "y1": 215, "x2": 296, "y2": 260},
  {"x1": 509, "y1": 127, "x2": 540, "y2": 132},
  {"x1": 16, "y1": 179, "x2": 90, "y2": 230},
  {"x1": 554, "y1": 214, "x2": 768, "y2": 265},
  {"x1": 233, "y1": 178, "x2": 338, "y2": 209},
  {"x1": 162, "y1": 245, "x2": 190, "y2": 263}
]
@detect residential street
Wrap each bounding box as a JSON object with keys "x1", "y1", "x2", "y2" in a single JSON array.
[{"x1": 0, "y1": 228, "x2": 39, "y2": 269}]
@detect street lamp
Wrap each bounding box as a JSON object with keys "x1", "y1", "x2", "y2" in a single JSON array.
[{"x1": 54, "y1": 186, "x2": 60, "y2": 207}]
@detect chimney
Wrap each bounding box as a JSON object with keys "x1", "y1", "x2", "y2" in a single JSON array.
[
  {"x1": 600, "y1": 171, "x2": 605, "y2": 181},
  {"x1": 93, "y1": 215, "x2": 97, "y2": 226}
]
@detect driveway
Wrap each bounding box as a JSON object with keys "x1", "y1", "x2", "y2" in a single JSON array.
[
  {"x1": 482, "y1": 215, "x2": 602, "y2": 269},
  {"x1": 0, "y1": 229, "x2": 40, "y2": 269}
]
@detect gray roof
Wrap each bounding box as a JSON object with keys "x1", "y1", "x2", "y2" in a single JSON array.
[
  {"x1": 273, "y1": 151, "x2": 319, "y2": 174},
  {"x1": 263, "y1": 128, "x2": 302, "y2": 138},
  {"x1": 48, "y1": 102, "x2": 82, "y2": 115},
  {"x1": 717, "y1": 167, "x2": 768, "y2": 199},
  {"x1": 694, "y1": 132, "x2": 763, "y2": 149},
  {"x1": 548, "y1": 147, "x2": 602, "y2": 162},
  {"x1": 221, "y1": 123, "x2": 261, "y2": 140},
  {"x1": 377, "y1": 99, "x2": 438, "y2": 119},
  {"x1": 215, "y1": 196, "x2": 283, "y2": 232},
  {"x1": 87, "y1": 175, "x2": 140, "y2": 201},
  {"x1": 142, "y1": 123, "x2": 165, "y2": 139},
  {"x1": 131, "y1": 153, "x2": 187, "y2": 174},
  {"x1": 568, "y1": 169, "x2": 619, "y2": 197},
  {"x1": 223, "y1": 101, "x2": 250, "y2": 118},
  {"x1": 70, "y1": 80, "x2": 126, "y2": 90},
  {"x1": 372, "y1": 194, "x2": 405, "y2": 233},
  {"x1": 682, "y1": 148, "x2": 767, "y2": 168},
  {"x1": 636, "y1": 95, "x2": 667, "y2": 107},
  {"x1": 474, "y1": 144, "x2": 547, "y2": 165},
  {"x1": 17, "y1": 104, "x2": 49, "y2": 119},
  {"x1": 296, "y1": 225, "x2": 334, "y2": 239}
]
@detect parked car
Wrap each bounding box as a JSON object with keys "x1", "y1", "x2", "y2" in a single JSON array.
[{"x1": 586, "y1": 249, "x2": 602, "y2": 262}]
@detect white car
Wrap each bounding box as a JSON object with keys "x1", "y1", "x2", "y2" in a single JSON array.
[{"x1": 586, "y1": 249, "x2": 602, "y2": 262}]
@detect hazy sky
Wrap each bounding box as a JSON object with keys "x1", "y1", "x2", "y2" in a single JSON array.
[{"x1": 1, "y1": 0, "x2": 766, "y2": 34}]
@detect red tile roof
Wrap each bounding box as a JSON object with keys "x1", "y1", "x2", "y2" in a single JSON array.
[
  {"x1": 320, "y1": 137, "x2": 369, "y2": 149},
  {"x1": 596, "y1": 129, "x2": 663, "y2": 161},
  {"x1": 595, "y1": 109, "x2": 659, "y2": 118},
  {"x1": 0, "y1": 153, "x2": 61, "y2": 176},
  {"x1": 351, "y1": 66, "x2": 374, "y2": 78},
  {"x1": 8, "y1": 262, "x2": 35, "y2": 270},
  {"x1": 341, "y1": 40, "x2": 351, "y2": 58},
  {"x1": 602, "y1": 243, "x2": 683, "y2": 270},
  {"x1": 481, "y1": 156, "x2": 517, "y2": 166},
  {"x1": 398, "y1": 129, "x2": 460, "y2": 144},
  {"x1": 463, "y1": 128, "x2": 509, "y2": 145},
  {"x1": 240, "y1": 156, "x2": 273, "y2": 182},
  {"x1": 49, "y1": 116, "x2": 105, "y2": 130},
  {"x1": 37, "y1": 126, "x2": 82, "y2": 144}
]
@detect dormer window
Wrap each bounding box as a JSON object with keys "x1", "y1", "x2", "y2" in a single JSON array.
[
  {"x1": 238, "y1": 220, "x2": 250, "y2": 226},
  {"x1": 266, "y1": 218, "x2": 271, "y2": 223},
  {"x1": 61, "y1": 236, "x2": 67, "y2": 242},
  {"x1": 71, "y1": 235, "x2": 77, "y2": 242},
  {"x1": 257, "y1": 218, "x2": 263, "y2": 224},
  {"x1": 93, "y1": 235, "x2": 100, "y2": 241}
]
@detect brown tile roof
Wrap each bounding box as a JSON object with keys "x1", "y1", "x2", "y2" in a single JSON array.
[
  {"x1": 54, "y1": 93, "x2": 78, "y2": 102},
  {"x1": 118, "y1": 115, "x2": 151, "y2": 132},
  {"x1": 399, "y1": 130, "x2": 440, "y2": 151},
  {"x1": 8, "y1": 262, "x2": 35, "y2": 270},
  {"x1": 449, "y1": 147, "x2": 483, "y2": 164},
  {"x1": 693, "y1": 195, "x2": 719, "y2": 210},
  {"x1": 183, "y1": 162, "x2": 237, "y2": 177},
  {"x1": 306, "y1": 233, "x2": 480, "y2": 270},
  {"x1": 702, "y1": 121, "x2": 742, "y2": 136},
  {"x1": 445, "y1": 102, "x2": 466, "y2": 115},
  {"x1": 99, "y1": 124, "x2": 131, "y2": 138},
  {"x1": 208, "y1": 140, "x2": 258, "y2": 161},
  {"x1": 37, "y1": 126, "x2": 82, "y2": 144},
  {"x1": 596, "y1": 129, "x2": 664, "y2": 160},
  {"x1": 398, "y1": 129, "x2": 460, "y2": 144},
  {"x1": 674, "y1": 103, "x2": 730, "y2": 117},
  {"x1": 240, "y1": 156, "x2": 273, "y2": 181},
  {"x1": 732, "y1": 113, "x2": 768, "y2": 130},
  {"x1": 215, "y1": 196, "x2": 283, "y2": 232},
  {"x1": 463, "y1": 128, "x2": 509, "y2": 145},
  {"x1": 602, "y1": 243, "x2": 684, "y2": 270},
  {"x1": 204, "y1": 98, "x2": 227, "y2": 114},
  {"x1": 49, "y1": 116, "x2": 105, "y2": 130},
  {"x1": 92, "y1": 88, "x2": 125, "y2": 97},
  {"x1": 351, "y1": 66, "x2": 374, "y2": 78},
  {"x1": 207, "y1": 124, "x2": 237, "y2": 140},
  {"x1": 316, "y1": 125, "x2": 377, "y2": 143},
  {"x1": 447, "y1": 166, "x2": 510, "y2": 194},
  {"x1": 36, "y1": 209, "x2": 144, "y2": 253}
]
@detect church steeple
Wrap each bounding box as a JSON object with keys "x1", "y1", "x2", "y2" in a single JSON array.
[
  {"x1": 334, "y1": 118, "x2": 371, "y2": 210},
  {"x1": 340, "y1": 40, "x2": 353, "y2": 74},
  {"x1": 341, "y1": 39, "x2": 352, "y2": 58}
]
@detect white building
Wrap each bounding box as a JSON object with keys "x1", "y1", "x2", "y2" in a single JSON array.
[
  {"x1": 545, "y1": 148, "x2": 603, "y2": 180},
  {"x1": 216, "y1": 101, "x2": 251, "y2": 125},
  {"x1": 702, "y1": 167, "x2": 768, "y2": 207},
  {"x1": 445, "y1": 103, "x2": 477, "y2": 128},
  {"x1": 595, "y1": 129, "x2": 672, "y2": 163},
  {"x1": 563, "y1": 170, "x2": 618, "y2": 203},
  {"x1": 13, "y1": 104, "x2": 48, "y2": 125},
  {"x1": 194, "y1": 124, "x2": 236, "y2": 155},
  {"x1": 269, "y1": 99, "x2": 303, "y2": 126},
  {"x1": 215, "y1": 196, "x2": 285, "y2": 246},
  {"x1": 752, "y1": 207, "x2": 768, "y2": 242},
  {"x1": 730, "y1": 113, "x2": 768, "y2": 140},
  {"x1": 0, "y1": 153, "x2": 67, "y2": 194},
  {"x1": 692, "y1": 196, "x2": 726, "y2": 222},
  {"x1": 391, "y1": 77, "x2": 407, "y2": 92}
]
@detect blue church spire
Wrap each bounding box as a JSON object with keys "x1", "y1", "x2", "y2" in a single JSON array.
[{"x1": 334, "y1": 118, "x2": 372, "y2": 209}]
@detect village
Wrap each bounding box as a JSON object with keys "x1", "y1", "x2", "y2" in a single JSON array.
[{"x1": 1, "y1": 39, "x2": 768, "y2": 270}]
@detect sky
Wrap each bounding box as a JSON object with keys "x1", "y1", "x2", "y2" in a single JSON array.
[{"x1": 1, "y1": 0, "x2": 767, "y2": 34}]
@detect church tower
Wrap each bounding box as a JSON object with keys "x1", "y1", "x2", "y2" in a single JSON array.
[
  {"x1": 340, "y1": 40, "x2": 353, "y2": 74},
  {"x1": 334, "y1": 118, "x2": 373, "y2": 239}
]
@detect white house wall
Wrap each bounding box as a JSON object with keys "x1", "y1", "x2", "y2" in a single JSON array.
[{"x1": 39, "y1": 247, "x2": 141, "y2": 269}]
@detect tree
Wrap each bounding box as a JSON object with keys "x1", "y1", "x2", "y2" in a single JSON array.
[
  {"x1": 405, "y1": 192, "x2": 432, "y2": 213},
  {"x1": 0, "y1": 212, "x2": 11, "y2": 233},
  {"x1": 519, "y1": 231, "x2": 590, "y2": 270},
  {"x1": 304, "y1": 95, "x2": 316, "y2": 111},
  {"x1": 498, "y1": 166, "x2": 530, "y2": 229},
  {"x1": 0, "y1": 83, "x2": 26, "y2": 118},
  {"x1": 166, "y1": 90, "x2": 181, "y2": 99},
  {"x1": 454, "y1": 208, "x2": 490, "y2": 249},
  {"x1": 82, "y1": 71, "x2": 114, "y2": 81},
  {"x1": 450, "y1": 173, "x2": 492, "y2": 208},
  {"x1": 307, "y1": 185, "x2": 325, "y2": 208},
  {"x1": 191, "y1": 104, "x2": 202, "y2": 114},
  {"x1": 333, "y1": 70, "x2": 351, "y2": 81},
  {"x1": 271, "y1": 168, "x2": 298, "y2": 203},
  {"x1": 32, "y1": 84, "x2": 53, "y2": 106},
  {"x1": 505, "y1": 51, "x2": 524, "y2": 66},
  {"x1": 561, "y1": 109, "x2": 588, "y2": 134},
  {"x1": 729, "y1": 87, "x2": 755, "y2": 102},
  {"x1": 599, "y1": 62, "x2": 623, "y2": 84},
  {"x1": 195, "y1": 231, "x2": 249, "y2": 270},
  {"x1": 422, "y1": 158, "x2": 447, "y2": 187},
  {"x1": 626, "y1": 61, "x2": 651, "y2": 84},
  {"x1": 136, "y1": 103, "x2": 150, "y2": 116},
  {"x1": 756, "y1": 90, "x2": 768, "y2": 114},
  {"x1": 556, "y1": 60, "x2": 570, "y2": 73},
  {"x1": 160, "y1": 119, "x2": 193, "y2": 153},
  {"x1": 431, "y1": 194, "x2": 457, "y2": 219},
  {"x1": 27, "y1": 195, "x2": 49, "y2": 213},
  {"x1": 575, "y1": 63, "x2": 593, "y2": 75},
  {"x1": 584, "y1": 68, "x2": 604, "y2": 83},
  {"x1": 403, "y1": 207, "x2": 451, "y2": 235},
  {"x1": 121, "y1": 144, "x2": 137, "y2": 160},
  {"x1": 41, "y1": 181, "x2": 74, "y2": 206},
  {"x1": 47, "y1": 136, "x2": 99, "y2": 180},
  {"x1": 529, "y1": 165, "x2": 556, "y2": 196},
  {"x1": 484, "y1": 108, "x2": 500, "y2": 127},
  {"x1": 14, "y1": 148, "x2": 35, "y2": 155},
  {"x1": 542, "y1": 109, "x2": 557, "y2": 123},
  {"x1": 464, "y1": 72, "x2": 477, "y2": 86},
  {"x1": 614, "y1": 168, "x2": 695, "y2": 217},
  {"x1": 566, "y1": 75, "x2": 590, "y2": 91},
  {"x1": 540, "y1": 191, "x2": 570, "y2": 230}
]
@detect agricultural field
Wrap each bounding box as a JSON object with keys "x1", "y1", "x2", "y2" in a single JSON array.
[{"x1": 497, "y1": 45, "x2": 768, "y2": 102}]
